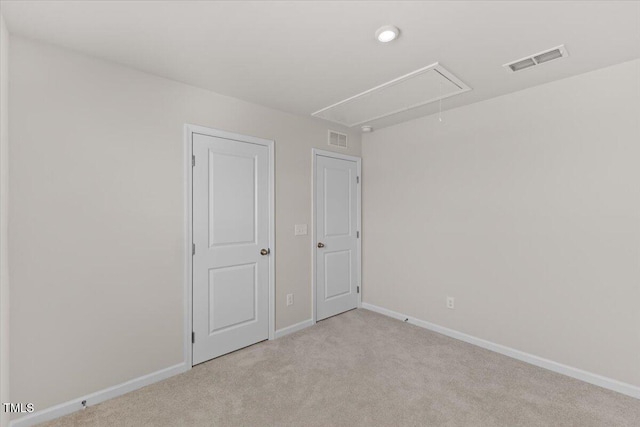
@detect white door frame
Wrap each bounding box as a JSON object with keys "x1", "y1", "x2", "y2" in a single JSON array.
[
  {"x1": 184, "y1": 124, "x2": 275, "y2": 367},
  {"x1": 311, "y1": 148, "x2": 362, "y2": 324}
]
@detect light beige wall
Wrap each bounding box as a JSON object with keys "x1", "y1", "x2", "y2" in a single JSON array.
[
  {"x1": 9, "y1": 36, "x2": 360, "y2": 413},
  {"x1": 0, "y1": 12, "x2": 10, "y2": 427},
  {"x1": 362, "y1": 59, "x2": 640, "y2": 387}
]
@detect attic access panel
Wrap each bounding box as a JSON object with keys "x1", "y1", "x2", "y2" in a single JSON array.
[{"x1": 312, "y1": 63, "x2": 471, "y2": 127}]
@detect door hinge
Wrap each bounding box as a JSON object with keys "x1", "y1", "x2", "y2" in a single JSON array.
[
  {"x1": 357, "y1": 176, "x2": 360, "y2": 184},
  {"x1": 192, "y1": 332, "x2": 195, "y2": 344},
  {"x1": 192, "y1": 155, "x2": 195, "y2": 167},
  {"x1": 357, "y1": 286, "x2": 360, "y2": 293},
  {"x1": 192, "y1": 243, "x2": 195, "y2": 255},
  {"x1": 357, "y1": 231, "x2": 360, "y2": 238}
]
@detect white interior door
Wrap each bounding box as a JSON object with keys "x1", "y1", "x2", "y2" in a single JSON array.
[
  {"x1": 192, "y1": 132, "x2": 271, "y2": 365},
  {"x1": 315, "y1": 152, "x2": 360, "y2": 321}
]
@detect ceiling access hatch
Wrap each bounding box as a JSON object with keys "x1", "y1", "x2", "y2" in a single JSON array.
[{"x1": 312, "y1": 63, "x2": 471, "y2": 127}]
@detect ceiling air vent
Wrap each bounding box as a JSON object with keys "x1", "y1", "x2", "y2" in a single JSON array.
[
  {"x1": 328, "y1": 130, "x2": 348, "y2": 149},
  {"x1": 504, "y1": 45, "x2": 569, "y2": 72}
]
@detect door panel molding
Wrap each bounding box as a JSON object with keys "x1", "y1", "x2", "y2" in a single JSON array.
[
  {"x1": 312, "y1": 149, "x2": 362, "y2": 323},
  {"x1": 185, "y1": 124, "x2": 275, "y2": 368}
]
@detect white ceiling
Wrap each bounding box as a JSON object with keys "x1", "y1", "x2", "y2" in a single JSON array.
[{"x1": 2, "y1": 1, "x2": 639, "y2": 130}]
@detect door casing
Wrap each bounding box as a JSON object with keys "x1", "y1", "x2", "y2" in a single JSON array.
[
  {"x1": 311, "y1": 148, "x2": 362, "y2": 323},
  {"x1": 184, "y1": 124, "x2": 275, "y2": 367}
]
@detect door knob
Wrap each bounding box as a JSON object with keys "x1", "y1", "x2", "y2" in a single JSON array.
[
  {"x1": 317, "y1": 242, "x2": 325, "y2": 248},
  {"x1": 260, "y1": 248, "x2": 270, "y2": 256}
]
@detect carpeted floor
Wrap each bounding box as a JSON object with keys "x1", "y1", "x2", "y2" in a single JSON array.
[{"x1": 41, "y1": 309, "x2": 640, "y2": 426}]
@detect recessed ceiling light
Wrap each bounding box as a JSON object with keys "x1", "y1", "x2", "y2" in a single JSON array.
[{"x1": 375, "y1": 25, "x2": 400, "y2": 43}]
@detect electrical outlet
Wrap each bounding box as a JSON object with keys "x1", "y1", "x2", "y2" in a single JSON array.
[
  {"x1": 446, "y1": 297, "x2": 455, "y2": 309},
  {"x1": 286, "y1": 294, "x2": 294, "y2": 306}
]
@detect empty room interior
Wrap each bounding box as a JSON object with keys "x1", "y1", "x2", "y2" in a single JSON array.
[{"x1": 0, "y1": 1, "x2": 639, "y2": 426}]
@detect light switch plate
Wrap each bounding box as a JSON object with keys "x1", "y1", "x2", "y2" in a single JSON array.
[{"x1": 294, "y1": 224, "x2": 308, "y2": 236}]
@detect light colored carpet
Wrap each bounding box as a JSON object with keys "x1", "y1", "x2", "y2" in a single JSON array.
[{"x1": 41, "y1": 309, "x2": 640, "y2": 426}]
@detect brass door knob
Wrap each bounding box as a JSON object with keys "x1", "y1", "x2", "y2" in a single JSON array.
[
  {"x1": 260, "y1": 248, "x2": 270, "y2": 256},
  {"x1": 317, "y1": 242, "x2": 325, "y2": 248}
]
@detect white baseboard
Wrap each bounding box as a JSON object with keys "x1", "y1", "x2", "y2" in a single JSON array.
[
  {"x1": 10, "y1": 362, "x2": 190, "y2": 427},
  {"x1": 11, "y1": 317, "x2": 315, "y2": 427},
  {"x1": 274, "y1": 318, "x2": 314, "y2": 339},
  {"x1": 11, "y1": 305, "x2": 637, "y2": 426},
  {"x1": 361, "y1": 302, "x2": 640, "y2": 400}
]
